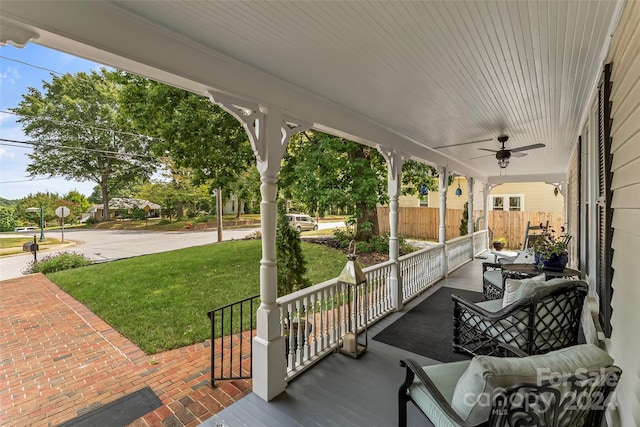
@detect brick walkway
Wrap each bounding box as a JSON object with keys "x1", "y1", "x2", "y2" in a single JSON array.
[{"x1": 0, "y1": 274, "x2": 252, "y2": 427}]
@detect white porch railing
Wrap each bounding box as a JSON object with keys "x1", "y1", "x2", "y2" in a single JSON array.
[
  {"x1": 398, "y1": 244, "x2": 445, "y2": 302},
  {"x1": 277, "y1": 231, "x2": 489, "y2": 381}
]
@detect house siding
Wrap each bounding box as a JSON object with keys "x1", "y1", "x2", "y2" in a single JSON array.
[
  {"x1": 605, "y1": 2, "x2": 640, "y2": 426},
  {"x1": 490, "y1": 182, "x2": 564, "y2": 213}
]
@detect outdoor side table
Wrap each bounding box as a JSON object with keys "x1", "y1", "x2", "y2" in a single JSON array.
[{"x1": 502, "y1": 263, "x2": 582, "y2": 281}]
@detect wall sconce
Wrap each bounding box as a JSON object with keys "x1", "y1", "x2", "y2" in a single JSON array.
[
  {"x1": 337, "y1": 242, "x2": 368, "y2": 358},
  {"x1": 455, "y1": 178, "x2": 462, "y2": 197}
]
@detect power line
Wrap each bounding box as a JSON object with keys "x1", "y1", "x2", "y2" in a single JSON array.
[
  {"x1": 0, "y1": 138, "x2": 157, "y2": 160},
  {"x1": 0, "y1": 177, "x2": 53, "y2": 184},
  {"x1": 0, "y1": 55, "x2": 75, "y2": 77},
  {"x1": 0, "y1": 109, "x2": 163, "y2": 142}
]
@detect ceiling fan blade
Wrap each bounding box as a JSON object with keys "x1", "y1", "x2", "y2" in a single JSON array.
[
  {"x1": 511, "y1": 152, "x2": 527, "y2": 158},
  {"x1": 433, "y1": 138, "x2": 493, "y2": 149},
  {"x1": 477, "y1": 148, "x2": 498, "y2": 153},
  {"x1": 470, "y1": 153, "x2": 494, "y2": 160},
  {"x1": 510, "y1": 143, "x2": 545, "y2": 153}
]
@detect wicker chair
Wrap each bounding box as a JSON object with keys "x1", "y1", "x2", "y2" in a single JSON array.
[
  {"x1": 481, "y1": 262, "x2": 506, "y2": 300},
  {"x1": 453, "y1": 280, "x2": 587, "y2": 357},
  {"x1": 399, "y1": 344, "x2": 621, "y2": 427}
]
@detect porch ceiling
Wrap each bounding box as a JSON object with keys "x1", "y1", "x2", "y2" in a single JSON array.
[{"x1": 0, "y1": 1, "x2": 622, "y2": 182}]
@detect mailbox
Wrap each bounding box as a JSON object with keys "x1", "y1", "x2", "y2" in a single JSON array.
[{"x1": 22, "y1": 242, "x2": 38, "y2": 252}]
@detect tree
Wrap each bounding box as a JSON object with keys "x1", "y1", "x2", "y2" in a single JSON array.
[
  {"x1": 0, "y1": 208, "x2": 18, "y2": 232},
  {"x1": 11, "y1": 69, "x2": 156, "y2": 221},
  {"x1": 135, "y1": 160, "x2": 213, "y2": 219},
  {"x1": 14, "y1": 192, "x2": 60, "y2": 226},
  {"x1": 280, "y1": 132, "x2": 387, "y2": 240},
  {"x1": 401, "y1": 160, "x2": 439, "y2": 203},
  {"x1": 63, "y1": 190, "x2": 91, "y2": 221},
  {"x1": 117, "y1": 74, "x2": 254, "y2": 191}
]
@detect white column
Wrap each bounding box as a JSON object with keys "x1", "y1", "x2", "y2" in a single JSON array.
[
  {"x1": 467, "y1": 177, "x2": 475, "y2": 256},
  {"x1": 379, "y1": 148, "x2": 406, "y2": 311},
  {"x1": 207, "y1": 92, "x2": 310, "y2": 401},
  {"x1": 483, "y1": 182, "x2": 490, "y2": 231},
  {"x1": 438, "y1": 166, "x2": 448, "y2": 243},
  {"x1": 438, "y1": 166, "x2": 448, "y2": 277}
]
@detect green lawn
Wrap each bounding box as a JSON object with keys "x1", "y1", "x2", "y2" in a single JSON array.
[
  {"x1": 0, "y1": 237, "x2": 62, "y2": 255},
  {"x1": 48, "y1": 240, "x2": 346, "y2": 354}
]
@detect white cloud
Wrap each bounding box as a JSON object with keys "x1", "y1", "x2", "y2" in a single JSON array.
[
  {"x1": 0, "y1": 147, "x2": 15, "y2": 159},
  {"x1": 0, "y1": 66, "x2": 22, "y2": 85}
]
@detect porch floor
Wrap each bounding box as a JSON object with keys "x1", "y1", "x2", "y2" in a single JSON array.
[{"x1": 202, "y1": 256, "x2": 487, "y2": 427}]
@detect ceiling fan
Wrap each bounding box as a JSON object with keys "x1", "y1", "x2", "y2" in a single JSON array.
[{"x1": 434, "y1": 135, "x2": 545, "y2": 169}]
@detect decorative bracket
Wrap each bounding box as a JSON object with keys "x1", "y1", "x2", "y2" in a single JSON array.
[
  {"x1": 0, "y1": 18, "x2": 39, "y2": 48},
  {"x1": 206, "y1": 91, "x2": 310, "y2": 177},
  {"x1": 549, "y1": 181, "x2": 566, "y2": 198},
  {"x1": 378, "y1": 145, "x2": 409, "y2": 180}
]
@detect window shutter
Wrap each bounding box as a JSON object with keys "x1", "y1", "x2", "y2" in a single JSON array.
[{"x1": 596, "y1": 63, "x2": 614, "y2": 338}]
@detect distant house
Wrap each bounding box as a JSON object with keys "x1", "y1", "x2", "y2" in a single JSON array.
[
  {"x1": 89, "y1": 198, "x2": 161, "y2": 220},
  {"x1": 400, "y1": 178, "x2": 565, "y2": 213}
]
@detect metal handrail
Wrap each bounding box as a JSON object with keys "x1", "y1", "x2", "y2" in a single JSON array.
[{"x1": 207, "y1": 294, "x2": 259, "y2": 386}]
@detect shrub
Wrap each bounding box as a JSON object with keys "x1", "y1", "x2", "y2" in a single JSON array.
[
  {"x1": 244, "y1": 229, "x2": 262, "y2": 240},
  {"x1": 331, "y1": 229, "x2": 418, "y2": 256},
  {"x1": 276, "y1": 201, "x2": 310, "y2": 296},
  {"x1": 85, "y1": 217, "x2": 100, "y2": 225},
  {"x1": 23, "y1": 251, "x2": 92, "y2": 274}
]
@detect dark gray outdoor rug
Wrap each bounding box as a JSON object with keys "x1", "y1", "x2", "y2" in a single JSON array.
[
  {"x1": 58, "y1": 387, "x2": 162, "y2": 427},
  {"x1": 373, "y1": 287, "x2": 485, "y2": 362}
]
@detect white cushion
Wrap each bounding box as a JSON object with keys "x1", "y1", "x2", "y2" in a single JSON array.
[
  {"x1": 502, "y1": 273, "x2": 546, "y2": 307},
  {"x1": 450, "y1": 344, "x2": 614, "y2": 425}
]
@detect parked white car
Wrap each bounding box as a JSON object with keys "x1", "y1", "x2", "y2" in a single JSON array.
[
  {"x1": 286, "y1": 214, "x2": 318, "y2": 232},
  {"x1": 14, "y1": 227, "x2": 37, "y2": 232}
]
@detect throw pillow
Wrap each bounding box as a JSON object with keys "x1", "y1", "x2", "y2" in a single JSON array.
[
  {"x1": 450, "y1": 344, "x2": 614, "y2": 425},
  {"x1": 502, "y1": 273, "x2": 546, "y2": 307}
]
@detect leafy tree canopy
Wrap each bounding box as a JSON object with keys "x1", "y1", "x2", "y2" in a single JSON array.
[
  {"x1": 10, "y1": 69, "x2": 157, "y2": 220},
  {"x1": 0, "y1": 208, "x2": 18, "y2": 232},
  {"x1": 135, "y1": 159, "x2": 213, "y2": 219},
  {"x1": 117, "y1": 74, "x2": 254, "y2": 191}
]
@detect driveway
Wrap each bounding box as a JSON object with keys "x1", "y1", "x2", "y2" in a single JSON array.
[{"x1": 0, "y1": 221, "x2": 345, "y2": 281}]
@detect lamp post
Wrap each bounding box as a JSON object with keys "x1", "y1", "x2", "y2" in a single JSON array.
[{"x1": 26, "y1": 207, "x2": 45, "y2": 241}]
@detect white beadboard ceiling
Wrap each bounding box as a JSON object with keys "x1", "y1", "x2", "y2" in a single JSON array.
[{"x1": 0, "y1": 0, "x2": 623, "y2": 183}]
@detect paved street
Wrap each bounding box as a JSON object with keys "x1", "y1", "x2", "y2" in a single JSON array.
[{"x1": 0, "y1": 221, "x2": 344, "y2": 281}]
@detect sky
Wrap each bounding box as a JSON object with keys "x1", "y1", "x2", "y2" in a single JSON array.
[{"x1": 0, "y1": 43, "x2": 103, "y2": 201}]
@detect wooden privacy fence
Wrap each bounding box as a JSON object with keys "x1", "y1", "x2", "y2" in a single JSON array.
[
  {"x1": 487, "y1": 211, "x2": 564, "y2": 249},
  {"x1": 377, "y1": 207, "x2": 563, "y2": 249}
]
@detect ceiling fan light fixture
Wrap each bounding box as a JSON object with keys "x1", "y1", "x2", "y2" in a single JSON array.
[{"x1": 496, "y1": 149, "x2": 511, "y2": 169}]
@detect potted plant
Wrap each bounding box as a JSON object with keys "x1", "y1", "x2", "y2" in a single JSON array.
[
  {"x1": 530, "y1": 225, "x2": 572, "y2": 270},
  {"x1": 492, "y1": 237, "x2": 506, "y2": 251}
]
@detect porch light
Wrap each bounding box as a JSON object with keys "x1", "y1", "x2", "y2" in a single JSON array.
[
  {"x1": 455, "y1": 178, "x2": 462, "y2": 197},
  {"x1": 496, "y1": 150, "x2": 510, "y2": 168},
  {"x1": 337, "y1": 243, "x2": 368, "y2": 358}
]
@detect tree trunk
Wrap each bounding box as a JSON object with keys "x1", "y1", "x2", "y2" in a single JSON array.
[
  {"x1": 355, "y1": 202, "x2": 379, "y2": 240},
  {"x1": 176, "y1": 201, "x2": 184, "y2": 218},
  {"x1": 236, "y1": 200, "x2": 242, "y2": 219},
  {"x1": 101, "y1": 180, "x2": 110, "y2": 221}
]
